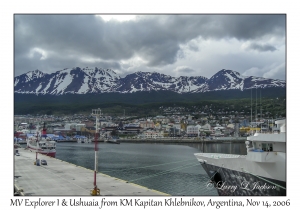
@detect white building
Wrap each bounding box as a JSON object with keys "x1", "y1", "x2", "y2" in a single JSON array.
[
  {"x1": 227, "y1": 124, "x2": 235, "y2": 129},
  {"x1": 202, "y1": 123, "x2": 211, "y2": 131},
  {"x1": 173, "y1": 123, "x2": 181, "y2": 130},
  {"x1": 213, "y1": 126, "x2": 225, "y2": 131},
  {"x1": 64, "y1": 123, "x2": 77, "y2": 130},
  {"x1": 140, "y1": 120, "x2": 155, "y2": 129},
  {"x1": 143, "y1": 130, "x2": 164, "y2": 139},
  {"x1": 75, "y1": 124, "x2": 86, "y2": 132},
  {"x1": 187, "y1": 125, "x2": 199, "y2": 137}
]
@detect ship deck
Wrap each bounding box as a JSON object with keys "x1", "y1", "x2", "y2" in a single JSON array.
[{"x1": 195, "y1": 153, "x2": 246, "y2": 159}]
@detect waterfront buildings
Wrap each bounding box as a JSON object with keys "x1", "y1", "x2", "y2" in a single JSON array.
[{"x1": 14, "y1": 112, "x2": 283, "y2": 140}]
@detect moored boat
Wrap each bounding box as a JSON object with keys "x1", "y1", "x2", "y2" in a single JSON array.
[
  {"x1": 194, "y1": 119, "x2": 286, "y2": 196},
  {"x1": 26, "y1": 123, "x2": 56, "y2": 158},
  {"x1": 105, "y1": 137, "x2": 120, "y2": 144},
  {"x1": 106, "y1": 140, "x2": 120, "y2": 144},
  {"x1": 74, "y1": 135, "x2": 91, "y2": 143}
]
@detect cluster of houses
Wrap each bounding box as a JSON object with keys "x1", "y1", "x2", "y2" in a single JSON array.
[{"x1": 14, "y1": 113, "x2": 283, "y2": 140}]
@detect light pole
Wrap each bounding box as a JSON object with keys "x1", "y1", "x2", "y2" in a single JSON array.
[
  {"x1": 91, "y1": 108, "x2": 102, "y2": 196},
  {"x1": 36, "y1": 132, "x2": 38, "y2": 162},
  {"x1": 35, "y1": 124, "x2": 40, "y2": 165}
]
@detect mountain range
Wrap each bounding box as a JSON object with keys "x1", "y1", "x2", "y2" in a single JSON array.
[{"x1": 14, "y1": 67, "x2": 286, "y2": 95}]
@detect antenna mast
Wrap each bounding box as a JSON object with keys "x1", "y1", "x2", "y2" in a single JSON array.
[
  {"x1": 251, "y1": 88, "x2": 252, "y2": 135},
  {"x1": 256, "y1": 86, "x2": 257, "y2": 123},
  {"x1": 260, "y1": 89, "x2": 262, "y2": 122},
  {"x1": 259, "y1": 89, "x2": 262, "y2": 133},
  {"x1": 251, "y1": 88, "x2": 252, "y2": 123}
]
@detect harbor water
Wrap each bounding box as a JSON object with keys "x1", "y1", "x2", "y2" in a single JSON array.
[{"x1": 55, "y1": 142, "x2": 247, "y2": 196}]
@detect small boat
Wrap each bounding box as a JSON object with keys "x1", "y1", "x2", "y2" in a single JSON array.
[
  {"x1": 105, "y1": 139, "x2": 120, "y2": 144},
  {"x1": 78, "y1": 138, "x2": 85, "y2": 143},
  {"x1": 194, "y1": 119, "x2": 286, "y2": 196},
  {"x1": 105, "y1": 137, "x2": 120, "y2": 144},
  {"x1": 74, "y1": 135, "x2": 90, "y2": 143}
]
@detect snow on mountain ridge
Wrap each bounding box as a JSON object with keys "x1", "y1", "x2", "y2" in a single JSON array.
[{"x1": 14, "y1": 68, "x2": 286, "y2": 95}]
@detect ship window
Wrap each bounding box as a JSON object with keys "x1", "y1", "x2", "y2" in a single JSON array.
[
  {"x1": 267, "y1": 143, "x2": 273, "y2": 151},
  {"x1": 262, "y1": 143, "x2": 267, "y2": 151}
]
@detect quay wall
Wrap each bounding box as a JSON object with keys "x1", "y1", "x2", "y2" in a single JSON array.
[{"x1": 117, "y1": 138, "x2": 246, "y2": 143}]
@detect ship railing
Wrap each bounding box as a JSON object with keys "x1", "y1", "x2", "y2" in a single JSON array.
[{"x1": 196, "y1": 153, "x2": 246, "y2": 159}]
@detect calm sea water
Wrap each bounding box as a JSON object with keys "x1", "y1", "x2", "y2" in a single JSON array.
[{"x1": 55, "y1": 142, "x2": 246, "y2": 196}]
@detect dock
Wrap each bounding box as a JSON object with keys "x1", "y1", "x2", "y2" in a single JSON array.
[{"x1": 14, "y1": 148, "x2": 169, "y2": 196}]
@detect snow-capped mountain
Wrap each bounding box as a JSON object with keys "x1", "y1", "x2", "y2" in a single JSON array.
[
  {"x1": 14, "y1": 67, "x2": 120, "y2": 95},
  {"x1": 14, "y1": 68, "x2": 286, "y2": 95},
  {"x1": 202, "y1": 69, "x2": 285, "y2": 92},
  {"x1": 114, "y1": 72, "x2": 208, "y2": 93}
]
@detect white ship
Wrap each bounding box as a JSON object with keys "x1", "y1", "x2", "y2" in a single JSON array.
[
  {"x1": 26, "y1": 123, "x2": 56, "y2": 158},
  {"x1": 194, "y1": 119, "x2": 286, "y2": 196}
]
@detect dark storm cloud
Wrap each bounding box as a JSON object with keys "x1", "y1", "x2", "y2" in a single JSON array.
[
  {"x1": 14, "y1": 14, "x2": 285, "y2": 76},
  {"x1": 214, "y1": 15, "x2": 285, "y2": 40},
  {"x1": 247, "y1": 43, "x2": 277, "y2": 52}
]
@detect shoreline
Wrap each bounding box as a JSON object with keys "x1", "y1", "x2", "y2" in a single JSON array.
[{"x1": 17, "y1": 137, "x2": 246, "y2": 144}]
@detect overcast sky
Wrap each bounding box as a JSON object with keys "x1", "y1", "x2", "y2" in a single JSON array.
[{"x1": 14, "y1": 14, "x2": 286, "y2": 80}]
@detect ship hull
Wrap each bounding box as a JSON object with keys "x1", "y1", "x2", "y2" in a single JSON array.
[
  {"x1": 27, "y1": 146, "x2": 56, "y2": 158},
  {"x1": 200, "y1": 163, "x2": 286, "y2": 196},
  {"x1": 105, "y1": 140, "x2": 120, "y2": 144}
]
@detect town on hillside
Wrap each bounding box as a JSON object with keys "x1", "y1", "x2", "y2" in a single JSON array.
[{"x1": 14, "y1": 106, "x2": 285, "y2": 143}]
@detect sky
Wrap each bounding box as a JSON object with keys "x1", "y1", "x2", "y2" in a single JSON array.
[{"x1": 14, "y1": 14, "x2": 286, "y2": 80}]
